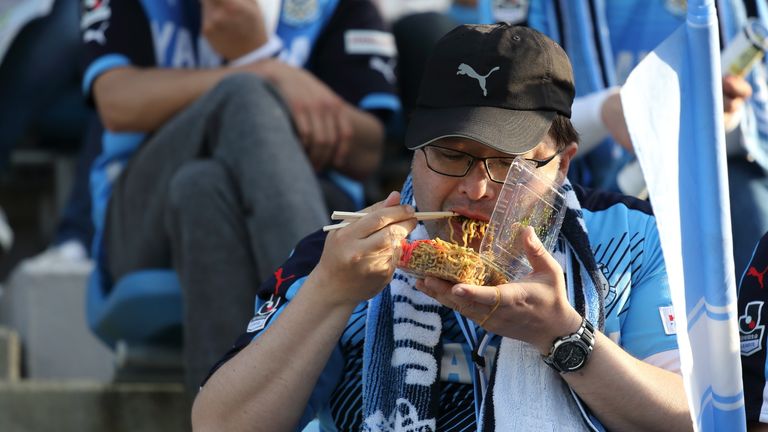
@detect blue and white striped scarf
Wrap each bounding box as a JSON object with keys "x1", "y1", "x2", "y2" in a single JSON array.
[{"x1": 361, "y1": 176, "x2": 607, "y2": 432}]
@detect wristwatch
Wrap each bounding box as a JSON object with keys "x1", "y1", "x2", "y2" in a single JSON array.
[{"x1": 542, "y1": 317, "x2": 596, "y2": 373}]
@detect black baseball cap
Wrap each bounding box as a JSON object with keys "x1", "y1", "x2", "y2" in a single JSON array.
[{"x1": 404, "y1": 24, "x2": 575, "y2": 154}]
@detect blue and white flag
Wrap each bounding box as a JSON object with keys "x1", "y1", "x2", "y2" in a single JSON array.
[{"x1": 620, "y1": 0, "x2": 747, "y2": 430}]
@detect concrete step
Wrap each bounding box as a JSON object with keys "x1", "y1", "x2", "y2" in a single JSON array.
[
  {"x1": 0, "y1": 381, "x2": 190, "y2": 432},
  {"x1": 0, "y1": 269, "x2": 114, "y2": 380}
]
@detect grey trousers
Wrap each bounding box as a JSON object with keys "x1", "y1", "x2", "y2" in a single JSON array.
[{"x1": 105, "y1": 74, "x2": 338, "y2": 391}]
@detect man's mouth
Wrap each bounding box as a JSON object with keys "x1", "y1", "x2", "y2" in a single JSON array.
[
  {"x1": 445, "y1": 215, "x2": 489, "y2": 248},
  {"x1": 450, "y1": 209, "x2": 490, "y2": 222}
]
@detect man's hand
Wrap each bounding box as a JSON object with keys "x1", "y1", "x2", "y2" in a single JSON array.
[
  {"x1": 416, "y1": 226, "x2": 582, "y2": 353},
  {"x1": 201, "y1": 0, "x2": 268, "y2": 60},
  {"x1": 310, "y1": 191, "x2": 417, "y2": 307},
  {"x1": 723, "y1": 74, "x2": 753, "y2": 131},
  {"x1": 246, "y1": 59, "x2": 355, "y2": 172}
]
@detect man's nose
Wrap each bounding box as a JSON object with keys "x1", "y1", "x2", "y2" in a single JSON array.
[{"x1": 459, "y1": 161, "x2": 496, "y2": 201}]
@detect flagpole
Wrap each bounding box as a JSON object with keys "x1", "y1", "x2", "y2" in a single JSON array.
[{"x1": 681, "y1": 0, "x2": 746, "y2": 429}]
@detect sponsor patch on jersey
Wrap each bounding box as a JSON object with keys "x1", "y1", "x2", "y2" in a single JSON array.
[
  {"x1": 740, "y1": 301, "x2": 765, "y2": 356},
  {"x1": 283, "y1": 0, "x2": 319, "y2": 26},
  {"x1": 659, "y1": 306, "x2": 677, "y2": 335},
  {"x1": 246, "y1": 295, "x2": 282, "y2": 333},
  {"x1": 344, "y1": 30, "x2": 396, "y2": 57}
]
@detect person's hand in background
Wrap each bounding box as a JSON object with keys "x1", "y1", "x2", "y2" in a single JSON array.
[
  {"x1": 723, "y1": 74, "x2": 752, "y2": 131},
  {"x1": 241, "y1": 59, "x2": 355, "y2": 172}
]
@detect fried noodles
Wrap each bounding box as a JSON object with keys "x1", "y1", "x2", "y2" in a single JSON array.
[
  {"x1": 397, "y1": 217, "x2": 505, "y2": 285},
  {"x1": 448, "y1": 216, "x2": 488, "y2": 247}
]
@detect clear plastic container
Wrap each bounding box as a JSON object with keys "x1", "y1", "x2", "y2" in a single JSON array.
[{"x1": 479, "y1": 158, "x2": 566, "y2": 281}]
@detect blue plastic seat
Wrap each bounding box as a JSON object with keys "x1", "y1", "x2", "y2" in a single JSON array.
[{"x1": 86, "y1": 267, "x2": 183, "y2": 349}]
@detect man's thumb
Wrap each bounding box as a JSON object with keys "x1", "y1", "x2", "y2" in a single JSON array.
[{"x1": 523, "y1": 226, "x2": 557, "y2": 274}]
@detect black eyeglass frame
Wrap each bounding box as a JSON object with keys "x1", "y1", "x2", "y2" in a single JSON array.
[{"x1": 419, "y1": 144, "x2": 562, "y2": 184}]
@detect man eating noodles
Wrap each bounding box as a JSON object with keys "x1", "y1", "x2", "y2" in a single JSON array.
[{"x1": 192, "y1": 24, "x2": 692, "y2": 432}]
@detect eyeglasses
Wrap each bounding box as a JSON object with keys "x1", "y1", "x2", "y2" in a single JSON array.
[{"x1": 420, "y1": 145, "x2": 561, "y2": 184}]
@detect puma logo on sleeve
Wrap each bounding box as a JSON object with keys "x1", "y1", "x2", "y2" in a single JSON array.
[{"x1": 747, "y1": 265, "x2": 768, "y2": 289}]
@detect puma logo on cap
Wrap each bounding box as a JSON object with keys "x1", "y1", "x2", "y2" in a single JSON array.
[{"x1": 457, "y1": 63, "x2": 500, "y2": 96}]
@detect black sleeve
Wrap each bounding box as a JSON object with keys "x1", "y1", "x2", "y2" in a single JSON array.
[
  {"x1": 307, "y1": 0, "x2": 398, "y2": 119},
  {"x1": 739, "y1": 231, "x2": 768, "y2": 422},
  {"x1": 201, "y1": 229, "x2": 329, "y2": 386},
  {"x1": 80, "y1": 0, "x2": 155, "y2": 98}
]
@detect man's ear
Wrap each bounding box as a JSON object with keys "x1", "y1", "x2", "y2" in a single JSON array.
[{"x1": 557, "y1": 142, "x2": 578, "y2": 179}]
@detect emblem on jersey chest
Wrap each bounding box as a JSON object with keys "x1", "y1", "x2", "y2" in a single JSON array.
[
  {"x1": 664, "y1": 0, "x2": 687, "y2": 17},
  {"x1": 284, "y1": 0, "x2": 320, "y2": 26}
]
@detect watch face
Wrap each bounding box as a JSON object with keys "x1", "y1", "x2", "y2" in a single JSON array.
[{"x1": 554, "y1": 343, "x2": 588, "y2": 371}]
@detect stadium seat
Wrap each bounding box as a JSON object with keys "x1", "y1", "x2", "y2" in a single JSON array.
[{"x1": 86, "y1": 268, "x2": 182, "y2": 349}]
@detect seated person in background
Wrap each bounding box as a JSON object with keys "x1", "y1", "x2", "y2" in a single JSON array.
[
  {"x1": 192, "y1": 25, "x2": 691, "y2": 431},
  {"x1": 739, "y1": 231, "x2": 768, "y2": 431},
  {"x1": 80, "y1": 0, "x2": 398, "y2": 391}
]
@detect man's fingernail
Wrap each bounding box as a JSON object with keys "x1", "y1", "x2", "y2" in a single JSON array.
[{"x1": 454, "y1": 287, "x2": 466, "y2": 297}]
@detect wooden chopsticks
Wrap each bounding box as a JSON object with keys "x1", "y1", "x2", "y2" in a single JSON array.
[{"x1": 322, "y1": 211, "x2": 457, "y2": 232}]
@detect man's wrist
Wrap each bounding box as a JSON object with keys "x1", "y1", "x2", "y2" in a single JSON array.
[
  {"x1": 304, "y1": 268, "x2": 367, "y2": 312},
  {"x1": 537, "y1": 306, "x2": 583, "y2": 355}
]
